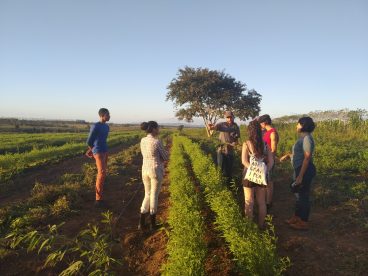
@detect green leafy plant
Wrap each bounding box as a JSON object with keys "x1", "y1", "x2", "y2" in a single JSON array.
[{"x1": 5, "y1": 211, "x2": 121, "y2": 275}]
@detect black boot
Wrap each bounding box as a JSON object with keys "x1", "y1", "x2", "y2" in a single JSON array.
[
  {"x1": 150, "y1": 214, "x2": 156, "y2": 231},
  {"x1": 138, "y1": 213, "x2": 146, "y2": 231}
]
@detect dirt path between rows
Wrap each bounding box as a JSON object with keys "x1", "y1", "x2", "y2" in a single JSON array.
[
  {"x1": 271, "y1": 172, "x2": 368, "y2": 275},
  {"x1": 0, "y1": 144, "x2": 131, "y2": 208},
  {"x1": 119, "y1": 164, "x2": 170, "y2": 275},
  {"x1": 1, "y1": 143, "x2": 170, "y2": 275}
]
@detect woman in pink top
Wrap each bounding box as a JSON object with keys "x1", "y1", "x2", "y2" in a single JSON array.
[
  {"x1": 139, "y1": 121, "x2": 169, "y2": 231},
  {"x1": 258, "y1": 114, "x2": 279, "y2": 213}
]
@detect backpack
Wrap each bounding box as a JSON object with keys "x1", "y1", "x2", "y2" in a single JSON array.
[{"x1": 244, "y1": 141, "x2": 268, "y2": 186}]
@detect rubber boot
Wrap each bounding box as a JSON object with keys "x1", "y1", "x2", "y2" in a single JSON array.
[
  {"x1": 138, "y1": 213, "x2": 146, "y2": 231},
  {"x1": 150, "y1": 214, "x2": 156, "y2": 231}
]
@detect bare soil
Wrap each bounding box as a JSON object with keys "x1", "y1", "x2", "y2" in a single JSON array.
[
  {"x1": 0, "y1": 144, "x2": 130, "y2": 208},
  {"x1": 271, "y1": 175, "x2": 368, "y2": 276},
  {"x1": 0, "y1": 143, "x2": 171, "y2": 275},
  {"x1": 1, "y1": 146, "x2": 367, "y2": 275}
]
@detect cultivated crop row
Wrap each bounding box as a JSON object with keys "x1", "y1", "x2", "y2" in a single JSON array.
[
  {"x1": 0, "y1": 133, "x2": 140, "y2": 182},
  {"x1": 0, "y1": 132, "x2": 138, "y2": 155},
  {"x1": 163, "y1": 135, "x2": 206, "y2": 276},
  {"x1": 178, "y1": 135, "x2": 290, "y2": 275}
]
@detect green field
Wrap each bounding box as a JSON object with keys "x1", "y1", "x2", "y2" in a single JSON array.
[{"x1": 0, "y1": 120, "x2": 367, "y2": 275}]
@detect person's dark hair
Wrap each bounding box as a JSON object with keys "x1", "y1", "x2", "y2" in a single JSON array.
[
  {"x1": 258, "y1": 114, "x2": 272, "y2": 125},
  {"x1": 247, "y1": 120, "x2": 265, "y2": 158},
  {"x1": 141, "y1": 121, "x2": 159, "y2": 133},
  {"x1": 98, "y1": 108, "x2": 109, "y2": 117},
  {"x1": 298, "y1": 116, "x2": 316, "y2": 133}
]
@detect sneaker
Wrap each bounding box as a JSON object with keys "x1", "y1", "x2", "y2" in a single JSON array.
[
  {"x1": 285, "y1": 215, "x2": 301, "y2": 225},
  {"x1": 289, "y1": 220, "x2": 308, "y2": 231}
]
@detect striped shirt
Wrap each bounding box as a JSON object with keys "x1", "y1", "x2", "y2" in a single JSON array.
[{"x1": 140, "y1": 134, "x2": 169, "y2": 174}]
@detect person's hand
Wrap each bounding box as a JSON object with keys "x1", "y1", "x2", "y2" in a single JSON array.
[
  {"x1": 208, "y1": 124, "x2": 215, "y2": 130},
  {"x1": 295, "y1": 174, "x2": 303, "y2": 185},
  {"x1": 280, "y1": 154, "x2": 291, "y2": 162},
  {"x1": 85, "y1": 148, "x2": 93, "y2": 159}
]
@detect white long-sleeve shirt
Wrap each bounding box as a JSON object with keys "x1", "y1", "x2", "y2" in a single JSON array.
[{"x1": 140, "y1": 134, "x2": 169, "y2": 175}]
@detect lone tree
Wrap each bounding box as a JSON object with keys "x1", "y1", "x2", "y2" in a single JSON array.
[{"x1": 166, "y1": 66, "x2": 262, "y2": 136}]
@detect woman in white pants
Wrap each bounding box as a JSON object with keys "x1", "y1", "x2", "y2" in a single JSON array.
[{"x1": 139, "y1": 121, "x2": 169, "y2": 231}]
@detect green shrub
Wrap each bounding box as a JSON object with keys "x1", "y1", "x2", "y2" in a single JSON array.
[{"x1": 51, "y1": 196, "x2": 71, "y2": 217}]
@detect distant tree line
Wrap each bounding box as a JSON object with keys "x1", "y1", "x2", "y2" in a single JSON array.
[{"x1": 273, "y1": 109, "x2": 367, "y2": 125}]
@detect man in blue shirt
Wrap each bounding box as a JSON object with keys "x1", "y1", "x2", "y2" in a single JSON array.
[{"x1": 86, "y1": 108, "x2": 110, "y2": 207}]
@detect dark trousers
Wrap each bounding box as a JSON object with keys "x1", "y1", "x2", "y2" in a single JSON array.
[
  {"x1": 294, "y1": 163, "x2": 316, "y2": 222},
  {"x1": 221, "y1": 153, "x2": 234, "y2": 179}
]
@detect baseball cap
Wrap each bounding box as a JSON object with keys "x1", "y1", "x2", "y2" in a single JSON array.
[{"x1": 224, "y1": 111, "x2": 234, "y2": 118}]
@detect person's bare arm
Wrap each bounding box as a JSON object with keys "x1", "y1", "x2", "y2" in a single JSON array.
[
  {"x1": 208, "y1": 123, "x2": 215, "y2": 130},
  {"x1": 266, "y1": 148, "x2": 274, "y2": 172},
  {"x1": 280, "y1": 153, "x2": 292, "y2": 162},
  {"x1": 85, "y1": 147, "x2": 93, "y2": 158},
  {"x1": 241, "y1": 142, "x2": 250, "y2": 168},
  {"x1": 158, "y1": 140, "x2": 169, "y2": 161},
  {"x1": 270, "y1": 132, "x2": 278, "y2": 155}
]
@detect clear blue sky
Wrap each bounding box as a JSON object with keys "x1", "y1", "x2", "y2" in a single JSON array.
[{"x1": 1, "y1": 0, "x2": 367, "y2": 123}]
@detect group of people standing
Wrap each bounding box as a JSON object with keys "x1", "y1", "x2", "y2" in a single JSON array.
[
  {"x1": 86, "y1": 108, "x2": 168, "y2": 231},
  {"x1": 210, "y1": 111, "x2": 316, "y2": 230},
  {"x1": 86, "y1": 108, "x2": 316, "y2": 232}
]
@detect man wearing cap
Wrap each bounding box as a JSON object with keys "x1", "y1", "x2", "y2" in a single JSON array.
[{"x1": 209, "y1": 111, "x2": 240, "y2": 182}]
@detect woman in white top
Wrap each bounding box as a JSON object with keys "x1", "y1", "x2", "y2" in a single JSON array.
[
  {"x1": 242, "y1": 120, "x2": 273, "y2": 228},
  {"x1": 139, "y1": 121, "x2": 169, "y2": 231}
]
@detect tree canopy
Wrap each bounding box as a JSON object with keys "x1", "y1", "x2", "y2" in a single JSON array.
[{"x1": 166, "y1": 67, "x2": 261, "y2": 135}]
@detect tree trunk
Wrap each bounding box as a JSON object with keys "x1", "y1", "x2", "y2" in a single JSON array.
[{"x1": 203, "y1": 117, "x2": 214, "y2": 137}]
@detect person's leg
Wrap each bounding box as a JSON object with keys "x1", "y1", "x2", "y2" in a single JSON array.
[
  {"x1": 266, "y1": 165, "x2": 274, "y2": 208},
  {"x1": 149, "y1": 171, "x2": 163, "y2": 215},
  {"x1": 217, "y1": 148, "x2": 223, "y2": 169},
  {"x1": 149, "y1": 170, "x2": 163, "y2": 230},
  {"x1": 243, "y1": 187, "x2": 255, "y2": 220},
  {"x1": 102, "y1": 152, "x2": 108, "y2": 190},
  {"x1": 221, "y1": 153, "x2": 228, "y2": 176},
  {"x1": 286, "y1": 168, "x2": 302, "y2": 224},
  {"x1": 290, "y1": 164, "x2": 316, "y2": 230},
  {"x1": 255, "y1": 186, "x2": 267, "y2": 227},
  {"x1": 222, "y1": 154, "x2": 233, "y2": 186},
  {"x1": 104, "y1": 153, "x2": 108, "y2": 172},
  {"x1": 140, "y1": 173, "x2": 151, "y2": 214},
  {"x1": 94, "y1": 153, "x2": 107, "y2": 201},
  {"x1": 266, "y1": 181, "x2": 273, "y2": 206},
  {"x1": 226, "y1": 154, "x2": 234, "y2": 179},
  {"x1": 298, "y1": 164, "x2": 316, "y2": 222}
]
